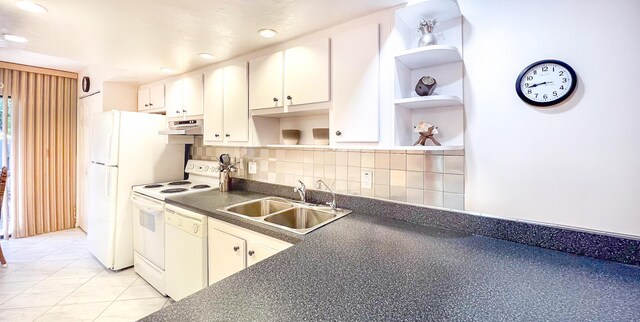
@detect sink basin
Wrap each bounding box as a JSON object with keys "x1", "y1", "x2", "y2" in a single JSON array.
[
  {"x1": 224, "y1": 198, "x2": 292, "y2": 217},
  {"x1": 220, "y1": 197, "x2": 352, "y2": 234},
  {"x1": 263, "y1": 208, "x2": 336, "y2": 230}
]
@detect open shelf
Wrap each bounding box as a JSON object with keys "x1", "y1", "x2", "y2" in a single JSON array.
[
  {"x1": 395, "y1": 45, "x2": 461, "y2": 69},
  {"x1": 396, "y1": 0, "x2": 461, "y2": 27},
  {"x1": 394, "y1": 95, "x2": 462, "y2": 109},
  {"x1": 393, "y1": 145, "x2": 463, "y2": 151},
  {"x1": 251, "y1": 106, "x2": 329, "y2": 118},
  {"x1": 265, "y1": 144, "x2": 329, "y2": 149}
]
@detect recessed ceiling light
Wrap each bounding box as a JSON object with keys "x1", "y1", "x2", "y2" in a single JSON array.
[
  {"x1": 198, "y1": 53, "x2": 214, "y2": 60},
  {"x1": 160, "y1": 67, "x2": 174, "y2": 73},
  {"x1": 257, "y1": 29, "x2": 277, "y2": 38},
  {"x1": 3, "y1": 34, "x2": 28, "y2": 43},
  {"x1": 16, "y1": 0, "x2": 48, "y2": 13}
]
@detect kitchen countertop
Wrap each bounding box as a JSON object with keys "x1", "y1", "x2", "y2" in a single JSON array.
[{"x1": 146, "y1": 190, "x2": 640, "y2": 321}]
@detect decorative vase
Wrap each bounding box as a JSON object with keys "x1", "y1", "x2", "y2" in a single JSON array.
[
  {"x1": 415, "y1": 76, "x2": 437, "y2": 96},
  {"x1": 417, "y1": 19, "x2": 438, "y2": 47}
]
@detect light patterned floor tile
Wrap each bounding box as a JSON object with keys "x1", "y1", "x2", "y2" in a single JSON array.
[
  {"x1": 117, "y1": 277, "x2": 164, "y2": 301},
  {"x1": 59, "y1": 275, "x2": 138, "y2": 305},
  {"x1": 96, "y1": 298, "x2": 168, "y2": 322},
  {"x1": 0, "y1": 306, "x2": 51, "y2": 322},
  {"x1": 36, "y1": 301, "x2": 111, "y2": 322},
  {"x1": 46, "y1": 265, "x2": 103, "y2": 280}
]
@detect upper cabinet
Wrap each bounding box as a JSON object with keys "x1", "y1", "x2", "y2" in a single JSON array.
[
  {"x1": 249, "y1": 52, "x2": 283, "y2": 110},
  {"x1": 284, "y1": 38, "x2": 331, "y2": 106},
  {"x1": 137, "y1": 83, "x2": 165, "y2": 112},
  {"x1": 203, "y1": 62, "x2": 249, "y2": 145},
  {"x1": 249, "y1": 38, "x2": 331, "y2": 112},
  {"x1": 332, "y1": 24, "x2": 380, "y2": 143},
  {"x1": 166, "y1": 74, "x2": 204, "y2": 117}
]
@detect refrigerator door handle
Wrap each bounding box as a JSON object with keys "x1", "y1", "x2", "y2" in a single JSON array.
[{"x1": 105, "y1": 168, "x2": 111, "y2": 200}]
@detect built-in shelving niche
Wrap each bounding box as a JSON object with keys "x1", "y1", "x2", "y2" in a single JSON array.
[{"x1": 251, "y1": 107, "x2": 331, "y2": 148}]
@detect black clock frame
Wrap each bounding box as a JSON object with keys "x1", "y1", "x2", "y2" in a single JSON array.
[
  {"x1": 515, "y1": 59, "x2": 577, "y2": 107},
  {"x1": 82, "y1": 76, "x2": 91, "y2": 93}
]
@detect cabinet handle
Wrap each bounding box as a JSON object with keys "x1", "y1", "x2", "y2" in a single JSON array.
[
  {"x1": 214, "y1": 134, "x2": 220, "y2": 138},
  {"x1": 225, "y1": 134, "x2": 230, "y2": 137},
  {"x1": 248, "y1": 250, "x2": 255, "y2": 256},
  {"x1": 273, "y1": 97, "x2": 279, "y2": 102},
  {"x1": 144, "y1": 104, "x2": 148, "y2": 107},
  {"x1": 286, "y1": 95, "x2": 292, "y2": 101},
  {"x1": 335, "y1": 130, "x2": 342, "y2": 136},
  {"x1": 182, "y1": 109, "x2": 187, "y2": 113},
  {"x1": 175, "y1": 110, "x2": 180, "y2": 114},
  {"x1": 233, "y1": 246, "x2": 239, "y2": 252},
  {"x1": 149, "y1": 103, "x2": 153, "y2": 106}
]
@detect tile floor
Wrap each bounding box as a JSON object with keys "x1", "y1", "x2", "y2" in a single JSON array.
[{"x1": 0, "y1": 228, "x2": 172, "y2": 321}]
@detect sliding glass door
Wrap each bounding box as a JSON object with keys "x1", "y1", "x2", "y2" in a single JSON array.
[{"x1": 0, "y1": 94, "x2": 11, "y2": 237}]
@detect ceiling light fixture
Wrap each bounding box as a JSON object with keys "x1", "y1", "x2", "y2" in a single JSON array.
[
  {"x1": 3, "y1": 34, "x2": 28, "y2": 43},
  {"x1": 257, "y1": 29, "x2": 277, "y2": 38},
  {"x1": 160, "y1": 67, "x2": 174, "y2": 73},
  {"x1": 198, "y1": 53, "x2": 214, "y2": 60},
  {"x1": 16, "y1": 0, "x2": 48, "y2": 13}
]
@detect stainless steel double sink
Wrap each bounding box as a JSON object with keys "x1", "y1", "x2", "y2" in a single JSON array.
[{"x1": 219, "y1": 197, "x2": 352, "y2": 234}]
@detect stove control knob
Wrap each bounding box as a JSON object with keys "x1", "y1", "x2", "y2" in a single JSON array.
[
  {"x1": 187, "y1": 164, "x2": 195, "y2": 170},
  {"x1": 202, "y1": 166, "x2": 209, "y2": 171}
]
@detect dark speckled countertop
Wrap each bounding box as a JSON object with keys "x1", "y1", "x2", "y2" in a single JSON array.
[{"x1": 144, "y1": 190, "x2": 640, "y2": 321}]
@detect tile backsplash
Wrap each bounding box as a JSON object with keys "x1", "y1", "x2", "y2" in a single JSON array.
[{"x1": 190, "y1": 137, "x2": 465, "y2": 210}]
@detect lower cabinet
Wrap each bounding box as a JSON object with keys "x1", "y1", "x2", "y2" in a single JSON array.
[{"x1": 207, "y1": 217, "x2": 292, "y2": 285}]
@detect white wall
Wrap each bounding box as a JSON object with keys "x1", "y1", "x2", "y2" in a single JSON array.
[{"x1": 460, "y1": 0, "x2": 640, "y2": 236}]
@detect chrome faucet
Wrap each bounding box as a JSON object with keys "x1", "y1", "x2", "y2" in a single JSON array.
[
  {"x1": 315, "y1": 180, "x2": 337, "y2": 211},
  {"x1": 294, "y1": 180, "x2": 306, "y2": 203}
]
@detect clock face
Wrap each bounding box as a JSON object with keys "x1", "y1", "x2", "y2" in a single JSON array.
[{"x1": 516, "y1": 59, "x2": 577, "y2": 107}]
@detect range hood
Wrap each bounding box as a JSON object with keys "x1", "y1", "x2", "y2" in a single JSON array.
[{"x1": 159, "y1": 119, "x2": 203, "y2": 135}]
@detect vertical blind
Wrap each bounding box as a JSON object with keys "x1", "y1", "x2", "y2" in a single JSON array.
[{"x1": 0, "y1": 68, "x2": 77, "y2": 237}]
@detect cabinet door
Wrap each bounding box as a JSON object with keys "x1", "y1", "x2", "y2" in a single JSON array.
[
  {"x1": 166, "y1": 79, "x2": 184, "y2": 117},
  {"x1": 284, "y1": 38, "x2": 330, "y2": 106},
  {"x1": 246, "y1": 241, "x2": 279, "y2": 267},
  {"x1": 223, "y1": 62, "x2": 249, "y2": 142},
  {"x1": 332, "y1": 24, "x2": 380, "y2": 143},
  {"x1": 249, "y1": 52, "x2": 283, "y2": 110},
  {"x1": 203, "y1": 68, "x2": 224, "y2": 143},
  {"x1": 184, "y1": 74, "x2": 204, "y2": 116},
  {"x1": 208, "y1": 229, "x2": 246, "y2": 285},
  {"x1": 137, "y1": 88, "x2": 149, "y2": 111},
  {"x1": 149, "y1": 83, "x2": 165, "y2": 109}
]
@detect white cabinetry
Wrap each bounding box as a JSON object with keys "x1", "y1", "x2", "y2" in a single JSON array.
[
  {"x1": 332, "y1": 23, "x2": 380, "y2": 143},
  {"x1": 284, "y1": 38, "x2": 331, "y2": 106},
  {"x1": 166, "y1": 74, "x2": 204, "y2": 117},
  {"x1": 223, "y1": 63, "x2": 249, "y2": 142},
  {"x1": 249, "y1": 38, "x2": 331, "y2": 112},
  {"x1": 137, "y1": 83, "x2": 165, "y2": 112},
  {"x1": 249, "y1": 52, "x2": 283, "y2": 110},
  {"x1": 207, "y1": 217, "x2": 292, "y2": 285},
  {"x1": 203, "y1": 62, "x2": 250, "y2": 145}
]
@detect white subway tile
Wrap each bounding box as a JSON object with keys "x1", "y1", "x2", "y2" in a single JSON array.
[
  {"x1": 424, "y1": 155, "x2": 444, "y2": 173},
  {"x1": 424, "y1": 190, "x2": 443, "y2": 207},
  {"x1": 406, "y1": 171, "x2": 424, "y2": 189},
  {"x1": 443, "y1": 174, "x2": 464, "y2": 193},
  {"x1": 361, "y1": 153, "x2": 375, "y2": 168},
  {"x1": 324, "y1": 151, "x2": 336, "y2": 165},
  {"x1": 406, "y1": 188, "x2": 424, "y2": 204},
  {"x1": 336, "y1": 166, "x2": 348, "y2": 179},
  {"x1": 374, "y1": 169, "x2": 390, "y2": 185},
  {"x1": 375, "y1": 152, "x2": 390, "y2": 169},
  {"x1": 374, "y1": 185, "x2": 390, "y2": 199},
  {"x1": 336, "y1": 151, "x2": 348, "y2": 166},
  {"x1": 390, "y1": 153, "x2": 406, "y2": 170},
  {"x1": 406, "y1": 154, "x2": 424, "y2": 171},
  {"x1": 444, "y1": 193, "x2": 464, "y2": 210},
  {"x1": 389, "y1": 186, "x2": 406, "y2": 202},
  {"x1": 390, "y1": 170, "x2": 406, "y2": 187},
  {"x1": 444, "y1": 156, "x2": 464, "y2": 174},
  {"x1": 348, "y1": 166, "x2": 361, "y2": 182},
  {"x1": 348, "y1": 151, "x2": 361, "y2": 167}
]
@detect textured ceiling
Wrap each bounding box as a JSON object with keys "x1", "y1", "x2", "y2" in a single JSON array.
[{"x1": 0, "y1": 0, "x2": 405, "y2": 83}]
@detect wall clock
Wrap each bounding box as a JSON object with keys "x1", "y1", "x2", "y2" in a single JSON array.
[
  {"x1": 515, "y1": 59, "x2": 577, "y2": 107},
  {"x1": 82, "y1": 76, "x2": 90, "y2": 93}
]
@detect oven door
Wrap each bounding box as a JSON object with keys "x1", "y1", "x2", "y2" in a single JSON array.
[{"x1": 131, "y1": 192, "x2": 166, "y2": 270}]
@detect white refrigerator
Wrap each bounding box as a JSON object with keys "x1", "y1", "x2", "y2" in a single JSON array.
[{"x1": 88, "y1": 111, "x2": 184, "y2": 270}]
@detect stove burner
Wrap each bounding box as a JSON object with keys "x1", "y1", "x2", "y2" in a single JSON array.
[
  {"x1": 144, "y1": 184, "x2": 163, "y2": 189},
  {"x1": 168, "y1": 181, "x2": 191, "y2": 186},
  {"x1": 192, "y1": 185, "x2": 211, "y2": 189},
  {"x1": 160, "y1": 188, "x2": 188, "y2": 194}
]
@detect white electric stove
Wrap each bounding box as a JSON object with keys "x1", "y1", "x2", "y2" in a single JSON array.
[{"x1": 130, "y1": 159, "x2": 220, "y2": 295}]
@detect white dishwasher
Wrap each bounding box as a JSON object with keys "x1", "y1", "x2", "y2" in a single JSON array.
[{"x1": 165, "y1": 204, "x2": 208, "y2": 301}]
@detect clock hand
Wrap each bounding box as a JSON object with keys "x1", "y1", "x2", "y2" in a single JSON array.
[{"x1": 526, "y1": 81, "x2": 554, "y2": 88}]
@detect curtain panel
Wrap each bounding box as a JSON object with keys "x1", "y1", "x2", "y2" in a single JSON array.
[{"x1": 0, "y1": 68, "x2": 78, "y2": 238}]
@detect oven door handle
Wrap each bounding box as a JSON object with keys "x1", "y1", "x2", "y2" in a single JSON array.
[{"x1": 131, "y1": 194, "x2": 164, "y2": 214}]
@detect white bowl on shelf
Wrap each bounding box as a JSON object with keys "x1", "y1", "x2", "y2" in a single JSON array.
[
  {"x1": 282, "y1": 129, "x2": 301, "y2": 145},
  {"x1": 312, "y1": 128, "x2": 329, "y2": 145}
]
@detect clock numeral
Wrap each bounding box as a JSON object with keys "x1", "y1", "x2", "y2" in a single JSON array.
[
  {"x1": 553, "y1": 91, "x2": 558, "y2": 96},
  {"x1": 533, "y1": 70, "x2": 537, "y2": 75},
  {"x1": 524, "y1": 83, "x2": 529, "y2": 88},
  {"x1": 560, "y1": 85, "x2": 565, "y2": 90},
  {"x1": 562, "y1": 78, "x2": 568, "y2": 83},
  {"x1": 543, "y1": 94, "x2": 548, "y2": 100},
  {"x1": 559, "y1": 71, "x2": 564, "y2": 76},
  {"x1": 542, "y1": 66, "x2": 549, "y2": 72},
  {"x1": 552, "y1": 67, "x2": 555, "y2": 72},
  {"x1": 526, "y1": 76, "x2": 533, "y2": 81},
  {"x1": 527, "y1": 89, "x2": 532, "y2": 94}
]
